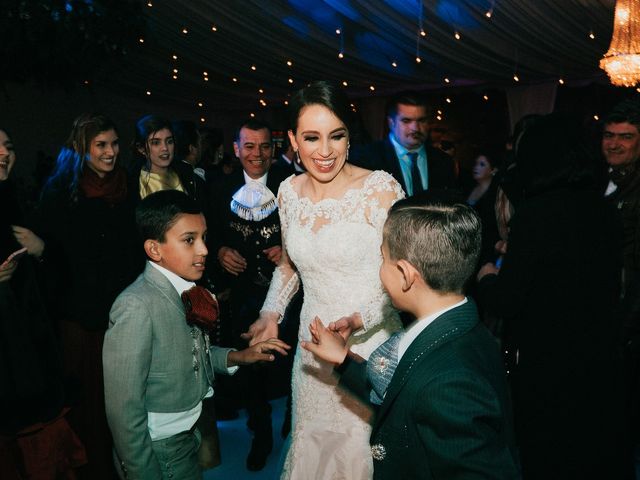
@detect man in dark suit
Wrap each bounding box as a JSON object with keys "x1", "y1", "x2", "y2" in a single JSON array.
[
  {"x1": 303, "y1": 201, "x2": 519, "y2": 479},
  {"x1": 274, "y1": 136, "x2": 305, "y2": 175},
  {"x1": 207, "y1": 119, "x2": 289, "y2": 471},
  {"x1": 352, "y1": 91, "x2": 456, "y2": 196}
]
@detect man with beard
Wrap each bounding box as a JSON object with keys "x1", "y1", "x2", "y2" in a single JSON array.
[
  {"x1": 351, "y1": 91, "x2": 456, "y2": 197},
  {"x1": 207, "y1": 119, "x2": 289, "y2": 471}
]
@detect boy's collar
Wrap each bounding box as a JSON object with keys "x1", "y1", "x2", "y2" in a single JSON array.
[{"x1": 148, "y1": 261, "x2": 195, "y2": 295}]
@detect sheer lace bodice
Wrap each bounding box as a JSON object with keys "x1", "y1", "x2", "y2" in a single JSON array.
[{"x1": 263, "y1": 170, "x2": 404, "y2": 480}]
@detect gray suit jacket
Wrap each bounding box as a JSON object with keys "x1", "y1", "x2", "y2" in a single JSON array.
[{"x1": 103, "y1": 263, "x2": 233, "y2": 479}]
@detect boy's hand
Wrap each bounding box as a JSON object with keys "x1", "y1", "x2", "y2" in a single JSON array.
[
  {"x1": 328, "y1": 312, "x2": 363, "y2": 341},
  {"x1": 241, "y1": 311, "x2": 279, "y2": 346},
  {"x1": 301, "y1": 317, "x2": 349, "y2": 366},
  {"x1": 227, "y1": 338, "x2": 290, "y2": 366}
]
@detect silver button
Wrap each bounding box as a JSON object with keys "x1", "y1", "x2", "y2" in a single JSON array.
[{"x1": 371, "y1": 443, "x2": 386, "y2": 461}]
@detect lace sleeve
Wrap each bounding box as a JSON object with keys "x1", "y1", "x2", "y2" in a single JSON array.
[
  {"x1": 260, "y1": 180, "x2": 300, "y2": 322},
  {"x1": 355, "y1": 171, "x2": 405, "y2": 334}
]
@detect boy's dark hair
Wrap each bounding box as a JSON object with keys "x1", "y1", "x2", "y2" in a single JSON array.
[
  {"x1": 383, "y1": 201, "x2": 481, "y2": 293},
  {"x1": 234, "y1": 119, "x2": 272, "y2": 143},
  {"x1": 135, "y1": 190, "x2": 201, "y2": 243}
]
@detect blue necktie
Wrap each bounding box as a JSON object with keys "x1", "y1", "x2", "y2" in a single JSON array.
[
  {"x1": 407, "y1": 152, "x2": 422, "y2": 195},
  {"x1": 367, "y1": 331, "x2": 404, "y2": 405}
]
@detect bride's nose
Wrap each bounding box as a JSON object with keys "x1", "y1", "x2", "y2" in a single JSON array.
[{"x1": 318, "y1": 140, "x2": 332, "y2": 157}]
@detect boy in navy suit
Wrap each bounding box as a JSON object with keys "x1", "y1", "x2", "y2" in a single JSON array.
[
  {"x1": 303, "y1": 200, "x2": 519, "y2": 479},
  {"x1": 103, "y1": 190, "x2": 289, "y2": 480}
]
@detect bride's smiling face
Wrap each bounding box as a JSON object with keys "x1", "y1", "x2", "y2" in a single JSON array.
[{"x1": 289, "y1": 104, "x2": 349, "y2": 184}]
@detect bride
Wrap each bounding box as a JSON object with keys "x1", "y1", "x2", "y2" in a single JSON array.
[{"x1": 244, "y1": 81, "x2": 403, "y2": 479}]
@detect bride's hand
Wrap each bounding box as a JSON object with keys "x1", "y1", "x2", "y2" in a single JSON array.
[
  {"x1": 328, "y1": 312, "x2": 363, "y2": 341},
  {"x1": 241, "y1": 311, "x2": 280, "y2": 346}
]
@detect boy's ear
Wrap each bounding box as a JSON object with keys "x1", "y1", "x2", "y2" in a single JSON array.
[
  {"x1": 144, "y1": 239, "x2": 162, "y2": 262},
  {"x1": 397, "y1": 259, "x2": 418, "y2": 292}
]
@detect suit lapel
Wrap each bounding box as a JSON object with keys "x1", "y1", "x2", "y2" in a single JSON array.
[
  {"x1": 373, "y1": 301, "x2": 479, "y2": 432},
  {"x1": 384, "y1": 137, "x2": 407, "y2": 192},
  {"x1": 143, "y1": 263, "x2": 185, "y2": 317}
]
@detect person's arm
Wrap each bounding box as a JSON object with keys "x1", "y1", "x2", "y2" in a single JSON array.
[
  {"x1": 417, "y1": 371, "x2": 519, "y2": 479},
  {"x1": 243, "y1": 190, "x2": 300, "y2": 345},
  {"x1": 103, "y1": 293, "x2": 162, "y2": 479},
  {"x1": 353, "y1": 173, "x2": 405, "y2": 335}
]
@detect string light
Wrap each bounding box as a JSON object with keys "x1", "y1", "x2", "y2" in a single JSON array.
[
  {"x1": 392, "y1": 61, "x2": 397, "y2": 68},
  {"x1": 637, "y1": 87, "x2": 640, "y2": 93},
  {"x1": 258, "y1": 88, "x2": 264, "y2": 93},
  {"x1": 445, "y1": 98, "x2": 452, "y2": 103},
  {"x1": 436, "y1": 115, "x2": 442, "y2": 120},
  {"x1": 589, "y1": 30, "x2": 595, "y2": 40},
  {"x1": 172, "y1": 54, "x2": 178, "y2": 60},
  {"x1": 286, "y1": 60, "x2": 292, "y2": 66},
  {"x1": 420, "y1": 29, "x2": 426, "y2": 37},
  {"x1": 200, "y1": 118, "x2": 206, "y2": 123},
  {"x1": 146, "y1": 90, "x2": 151, "y2": 95},
  {"x1": 336, "y1": 28, "x2": 341, "y2": 35},
  {"x1": 197, "y1": 102, "x2": 203, "y2": 107},
  {"x1": 485, "y1": 11, "x2": 492, "y2": 18},
  {"x1": 204, "y1": 77, "x2": 209, "y2": 81},
  {"x1": 232, "y1": 77, "x2": 238, "y2": 82},
  {"x1": 172, "y1": 75, "x2": 177, "y2": 79},
  {"x1": 513, "y1": 74, "x2": 520, "y2": 82},
  {"x1": 147, "y1": 1, "x2": 152, "y2": 6},
  {"x1": 211, "y1": 26, "x2": 217, "y2": 32},
  {"x1": 288, "y1": 78, "x2": 294, "y2": 84},
  {"x1": 437, "y1": 110, "x2": 442, "y2": 115},
  {"x1": 182, "y1": 28, "x2": 188, "y2": 34},
  {"x1": 416, "y1": 56, "x2": 422, "y2": 63},
  {"x1": 251, "y1": 65, "x2": 256, "y2": 71},
  {"x1": 173, "y1": 68, "x2": 178, "y2": 73},
  {"x1": 342, "y1": 81, "x2": 348, "y2": 86},
  {"x1": 203, "y1": 71, "x2": 208, "y2": 76},
  {"x1": 444, "y1": 77, "x2": 450, "y2": 83},
  {"x1": 483, "y1": 95, "x2": 489, "y2": 101},
  {"x1": 84, "y1": 80, "x2": 89, "y2": 85},
  {"x1": 284, "y1": 100, "x2": 289, "y2": 105},
  {"x1": 138, "y1": 38, "x2": 144, "y2": 43},
  {"x1": 338, "y1": 52, "x2": 344, "y2": 58},
  {"x1": 454, "y1": 31, "x2": 461, "y2": 40},
  {"x1": 558, "y1": 78, "x2": 565, "y2": 84},
  {"x1": 369, "y1": 85, "x2": 375, "y2": 91},
  {"x1": 593, "y1": 115, "x2": 600, "y2": 120},
  {"x1": 250, "y1": 113, "x2": 255, "y2": 118}
]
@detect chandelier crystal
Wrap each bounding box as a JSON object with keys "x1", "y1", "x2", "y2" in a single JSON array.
[{"x1": 600, "y1": 0, "x2": 640, "y2": 87}]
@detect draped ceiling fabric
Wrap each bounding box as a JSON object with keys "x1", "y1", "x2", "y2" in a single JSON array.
[{"x1": 96, "y1": 0, "x2": 617, "y2": 115}]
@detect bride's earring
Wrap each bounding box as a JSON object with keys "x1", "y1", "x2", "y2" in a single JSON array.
[
  {"x1": 295, "y1": 150, "x2": 301, "y2": 164},
  {"x1": 346, "y1": 143, "x2": 350, "y2": 162}
]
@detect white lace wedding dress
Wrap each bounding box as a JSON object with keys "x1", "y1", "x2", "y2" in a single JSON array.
[{"x1": 262, "y1": 170, "x2": 404, "y2": 480}]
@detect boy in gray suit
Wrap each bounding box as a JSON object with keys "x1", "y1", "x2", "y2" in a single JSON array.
[{"x1": 103, "y1": 190, "x2": 289, "y2": 480}]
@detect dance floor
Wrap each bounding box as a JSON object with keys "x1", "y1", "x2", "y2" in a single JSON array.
[{"x1": 204, "y1": 396, "x2": 287, "y2": 480}]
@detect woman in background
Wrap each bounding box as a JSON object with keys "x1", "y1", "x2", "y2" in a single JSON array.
[{"x1": 34, "y1": 114, "x2": 141, "y2": 479}]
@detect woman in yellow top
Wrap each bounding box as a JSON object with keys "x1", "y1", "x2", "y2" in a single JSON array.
[{"x1": 132, "y1": 115, "x2": 208, "y2": 210}]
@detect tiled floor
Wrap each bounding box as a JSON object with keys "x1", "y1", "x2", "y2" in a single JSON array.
[{"x1": 204, "y1": 397, "x2": 287, "y2": 480}]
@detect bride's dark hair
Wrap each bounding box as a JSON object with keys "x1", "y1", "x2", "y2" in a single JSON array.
[{"x1": 288, "y1": 81, "x2": 353, "y2": 134}]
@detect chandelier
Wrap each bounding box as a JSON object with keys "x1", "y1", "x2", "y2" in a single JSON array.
[{"x1": 600, "y1": 0, "x2": 640, "y2": 87}]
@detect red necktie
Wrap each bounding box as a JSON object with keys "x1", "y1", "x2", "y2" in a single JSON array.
[{"x1": 181, "y1": 286, "x2": 219, "y2": 332}]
